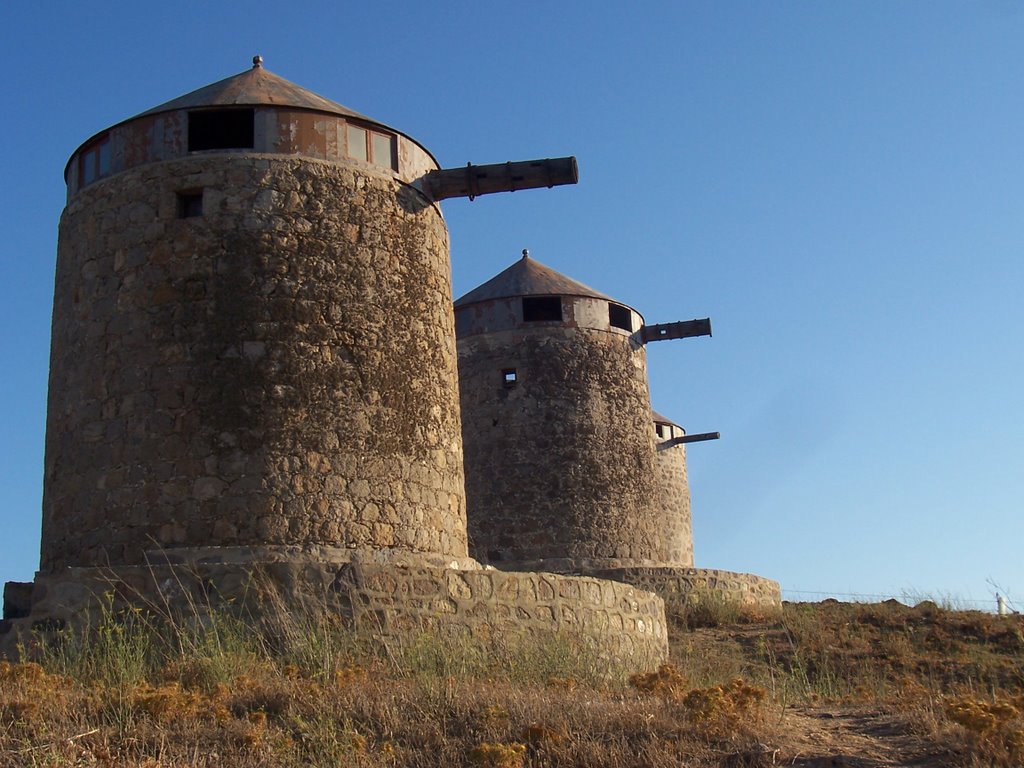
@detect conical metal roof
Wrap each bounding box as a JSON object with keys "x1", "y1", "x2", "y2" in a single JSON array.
[
  {"x1": 454, "y1": 251, "x2": 613, "y2": 308},
  {"x1": 134, "y1": 57, "x2": 374, "y2": 123}
]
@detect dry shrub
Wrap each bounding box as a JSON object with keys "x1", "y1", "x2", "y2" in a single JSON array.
[
  {"x1": 476, "y1": 703, "x2": 511, "y2": 729},
  {"x1": 943, "y1": 693, "x2": 1024, "y2": 766},
  {"x1": 680, "y1": 678, "x2": 767, "y2": 740},
  {"x1": 333, "y1": 664, "x2": 369, "y2": 688},
  {"x1": 223, "y1": 672, "x2": 294, "y2": 718},
  {"x1": 217, "y1": 708, "x2": 275, "y2": 751},
  {"x1": 520, "y1": 722, "x2": 563, "y2": 747},
  {"x1": 243, "y1": 709, "x2": 268, "y2": 746},
  {"x1": 0, "y1": 661, "x2": 73, "y2": 725},
  {"x1": 0, "y1": 660, "x2": 70, "y2": 692},
  {"x1": 630, "y1": 663, "x2": 767, "y2": 747},
  {"x1": 468, "y1": 741, "x2": 527, "y2": 767},
  {"x1": 159, "y1": 656, "x2": 218, "y2": 690},
  {"x1": 130, "y1": 681, "x2": 205, "y2": 723},
  {"x1": 545, "y1": 675, "x2": 578, "y2": 692},
  {"x1": 629, "y1": 663, "x2": 688, "y2": 699}
]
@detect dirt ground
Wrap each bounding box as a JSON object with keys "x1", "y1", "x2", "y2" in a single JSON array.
[{"x1": 773, "y1": 706, "x2": 944, "y2": 767}]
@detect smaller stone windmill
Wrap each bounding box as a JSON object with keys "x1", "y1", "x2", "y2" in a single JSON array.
[
  {"x1": 455, "y1": 251, "x2": 780, "y2": 609},
  {"x1": 1, "y1": 61, "x2": 667, "y2": 664}
]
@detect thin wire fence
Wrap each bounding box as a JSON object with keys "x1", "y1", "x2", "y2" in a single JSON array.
[{"x1": 781, "y1": 588, "x2": 1020, "y2": 614}]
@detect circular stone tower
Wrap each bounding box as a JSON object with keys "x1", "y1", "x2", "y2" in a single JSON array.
[
  {"x1": 41, "y1": 60, "x2": 468, "y2": 570},
  {"x1": 652, "y1": 411, "x2": 694, "y2": 567},
  {"x1": 456, "y1": 251, "x2": 674, "y2": 571}
]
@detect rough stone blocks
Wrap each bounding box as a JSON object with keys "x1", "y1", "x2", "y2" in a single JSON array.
[
  {"x1": 0, "y1": 555, "x2": 668, "y2": 668},
  {"x1": 43, "y1": 156, "x2": 467, "y2": 570}
]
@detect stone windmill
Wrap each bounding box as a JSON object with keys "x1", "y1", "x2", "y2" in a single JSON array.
[{"x1": 455, "y1": 251, "x2": 780, "y2": 609}]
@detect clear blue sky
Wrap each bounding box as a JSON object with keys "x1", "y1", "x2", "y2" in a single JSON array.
[{"x1": 2, "y1": 2, "x2": 1022, "y2": 609}]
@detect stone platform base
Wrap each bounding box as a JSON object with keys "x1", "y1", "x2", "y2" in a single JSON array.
[
  {"x1": 583, "y1": 567, "x2": 781, "y2": 610},
  {"x1": 1, "y1": 547, "x2": 667, "y2": 669}
]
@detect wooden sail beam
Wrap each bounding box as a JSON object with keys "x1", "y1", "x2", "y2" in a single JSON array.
[
  {"x1": 660, "y1": 432, "x2": 720, "y2": 449},
  {"x1": 424, "y1": 157, "x2": 579, "y2": 201},
  {"x1": 641, "y1": 318, "x2": 712, "y2": 344}
]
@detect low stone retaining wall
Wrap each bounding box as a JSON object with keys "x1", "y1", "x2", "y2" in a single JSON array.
[
  {"x1": 1, "y1": 550, "x2": 667, "y2": 669},
  {"x1": 584, "y1": 567, "x2": 781, "y2": 610}
]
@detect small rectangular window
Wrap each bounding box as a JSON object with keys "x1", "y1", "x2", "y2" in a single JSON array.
[
  {"x1": 79, "y1": 135, "x2": 111, "y2": 189},
  {"x1": 82, "y1": 149, "x2": 97, "y2": 185},
  {"x1": 188, "y1": 109, "x2": 255, "y2": 151},
  {"x1": 371, "y1": 132, "x2": 394, "y2": 169},
  {"x1": 656, "y1": 424, "x2": 664, "y2": 438},
  {"x1": 98, "y1": 142, "x2": 111, "y2": 176},
  {"x1": 522, "y1": 296, "x2": 562, "y2": 322},
  {"x1": 346, "y1": 124, "x2": 396, "y2": 170},
  {"x1": 177, "y1": 190, "x2": 203, "y2": 218},
  {"x1": 609, "y1": 303, "x2": 632, "y2": 331},
  {"x1": 347, "y1": 125, "x2": 368, "y2": 162},
  {"x1": 502, "y1": 368, "x2": 518, "y2": 387}
]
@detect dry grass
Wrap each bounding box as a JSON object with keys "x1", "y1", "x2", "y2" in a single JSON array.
[
  {"x1": 0, "y1": 656, "x2": 769, "y2": 767},
  {"x1": 668, "y1": 596, "x2": 1024, "y2": 765},
  {"x1": 1, "y1": 596, "x2": 1022, "y2": 766}
]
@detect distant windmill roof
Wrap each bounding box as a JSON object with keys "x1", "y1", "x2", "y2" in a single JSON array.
[
  {"x1": 651, "y1": 410, "x2": 682, "y2": 428},
  {"x1": 134, "y1": 57, "x2": 375, "y2": 123},
  {"x1": 454, "y1": 251, "x2": 614, "y2": 308}
]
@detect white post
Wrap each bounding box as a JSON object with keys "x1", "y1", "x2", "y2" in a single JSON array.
[{"x1": 997, "y1": 594, "x2": 1008, "y2": 616}]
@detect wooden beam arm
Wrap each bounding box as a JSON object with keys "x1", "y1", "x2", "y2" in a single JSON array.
[
  {"x1": 423, "y1": 156, "x2": 578, "y2": 201},
  {"x1": 659, "y1": 431, "x2": 720, "y2": 449},
  {"x1": 641, "y1": 318, "x2": 712, "y2": 344}
]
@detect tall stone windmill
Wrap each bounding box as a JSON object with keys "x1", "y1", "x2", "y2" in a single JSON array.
[{"x1": 1, "y1": 60, "x2": 666, "y2": 664}]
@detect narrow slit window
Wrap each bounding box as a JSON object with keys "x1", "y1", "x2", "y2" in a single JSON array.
[
  {"x1": 188, "y1": 109, "x2": 255, "y2": 151},
  {"x1": 177, "y1": 190, "x2": 203, "y2": 218},
  {"x1": 609, "y1": 303, "x2": 633, "y2": 331},
  {"x1": 522, "y1": 296, "x2": 562, "y2": 322},
  {"x1": 502, "y1": 368, "x2": 518, "y2": 387}
]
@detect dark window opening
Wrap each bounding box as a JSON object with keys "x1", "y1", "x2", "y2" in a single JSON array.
[
  {"x1": 487, "y1": 550, "x2": 503, "y2": 562},
  {"x1": 79, "y1": 135, "x2": 111, "y2": 189},
  {"x1": 177, "y1": 190, "x2": 203, "y2": 218},
  {"x1": 609, "y1": 302, "x2": 633, "y2": 331},
  {"x1": 656, "y1": 424, "x2": 664, "y2": 438},
  {"x1": 522, "y1": 296, "x2": 562, "y2": 322},
  {"x1": 502, "y1": 368, "x2": 518, "y2": 387},
  {"x1": 188, "y1": 109, "x2": 255, "y2": 151}
]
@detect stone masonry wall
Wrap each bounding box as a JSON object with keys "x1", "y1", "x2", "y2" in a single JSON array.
[
  {"x1": 1, "y1": 560, "x2": 668, "y2": 668},
  {"x1": 654, "y1": 441, "x2": 694, "y2": 567},
  {"x1": 587, "y1": 567, "x2": 781, "y2": 609},
  {"x1": 458, "y1": 326, "x2": 663, "y2": 570},
  {"x1": 42, "y1": 155, "x2": 467, "y2": 570}
]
